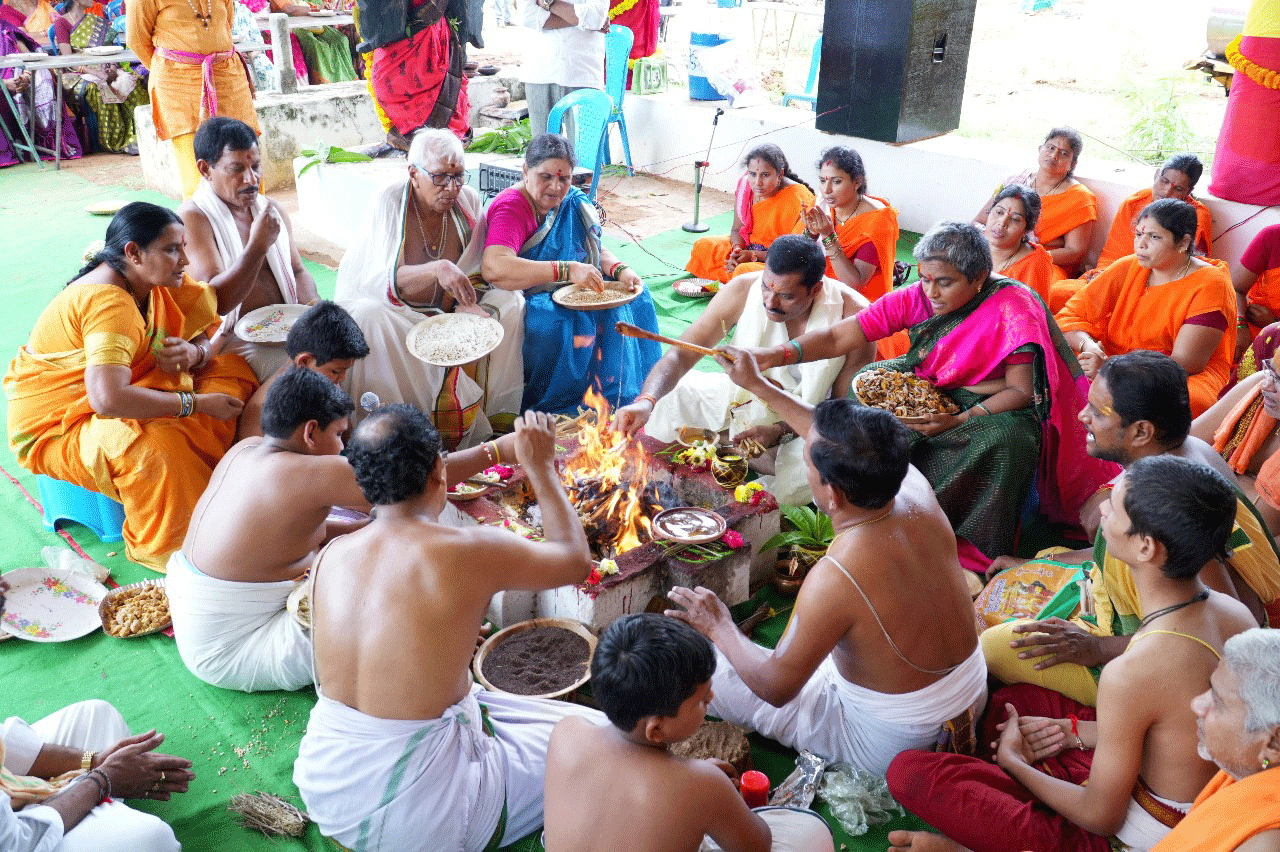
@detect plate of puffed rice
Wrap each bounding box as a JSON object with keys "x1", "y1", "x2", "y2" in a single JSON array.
[
  {"x1": 0, "y1": 566, "x2": 107, "y2": 642},
  {"x1": 406, "y1": 313, "x2": 504, "y2": 367},
  {"x1": 235, "y1": 304, "x2": 309, "y2": 344},
  {"x1": 99, "y1": 579, "x2": 170, "y2": 638},
  {"x1": 551, "y1": 282, "x2": 640, "y2": 312}
]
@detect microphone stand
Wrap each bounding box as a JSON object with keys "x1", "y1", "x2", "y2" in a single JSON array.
[{"x1": 683, "y1": 107, "x2": 724, "y2": 233}]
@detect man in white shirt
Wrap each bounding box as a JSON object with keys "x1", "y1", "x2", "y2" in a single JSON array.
[{"x1": 520, "y1": 0, "x2": 609, "y2": 139}]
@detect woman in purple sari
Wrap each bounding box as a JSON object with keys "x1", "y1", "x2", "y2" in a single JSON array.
[
  {"x1": 1, "y1": 4, "x2": 83, "y2": 166},
  {"x1": 746, "y1": 221, "x2": 1119, "y2": 563}
]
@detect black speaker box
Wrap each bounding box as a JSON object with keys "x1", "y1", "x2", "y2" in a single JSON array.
[{"x1": 815, "y1": 0, "x2": 978, "y2": 144}]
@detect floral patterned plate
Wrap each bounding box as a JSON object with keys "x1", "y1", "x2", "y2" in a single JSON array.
[{"x1": 0, "y1": 566, "x2": 107, "y2": 642}]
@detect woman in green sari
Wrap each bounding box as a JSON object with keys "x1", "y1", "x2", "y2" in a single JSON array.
[
  {"x1": 53, "y1": 0, "x2": 148, "y2": 153},
  {"x1": 745, "y1": 222, "x2": 1119, "y2": 565}
]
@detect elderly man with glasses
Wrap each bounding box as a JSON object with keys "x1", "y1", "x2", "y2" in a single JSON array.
[{"x1": 334, "y1": 128, "x2": 524, "y2": 448}]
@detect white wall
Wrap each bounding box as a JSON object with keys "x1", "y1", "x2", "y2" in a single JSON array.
[{"x1": 619, "y1": 90, "x2": 1279, "y2": 265}]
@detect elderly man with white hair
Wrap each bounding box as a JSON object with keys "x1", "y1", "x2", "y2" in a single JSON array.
[
  {"x1": 335, "y1": 129, "x2": 524, "y2": 447},
  {"x1": 1149, "y1": 628, "x2": 1280, "y2": 852}
]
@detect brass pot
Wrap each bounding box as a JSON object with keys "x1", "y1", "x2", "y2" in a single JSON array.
[
  {"x1": 711, "y1": 448, "x2": 748, "y2": 488},
  {"x1": 771, "y1": 563, "x2": 805, "y2": 597}
]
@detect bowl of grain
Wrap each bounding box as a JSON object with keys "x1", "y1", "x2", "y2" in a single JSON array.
[
  {"x1": 551, "y1": 281, "x2": 641, "y2": 312},
  {"x1": 473, "y1": 617, "x2": 596, "y2": 700},
  {"x1": 406, "y1": 313, "x2": 505, "y2": 367},
  {"x1": 99, "y1": 579, "x2": 170, "y2": 638}
]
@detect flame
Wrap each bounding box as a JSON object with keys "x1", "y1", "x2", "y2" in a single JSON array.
[{"x1": 563, "y1": 387, "x2": 656, "y2": 554}]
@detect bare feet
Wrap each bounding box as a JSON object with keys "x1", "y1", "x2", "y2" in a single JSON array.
[{"x1": 887, "y1": 830, "x2": 970, "y2": 852}]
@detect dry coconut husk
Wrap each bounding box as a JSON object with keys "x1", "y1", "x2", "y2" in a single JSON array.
[{"x1": 228, "y1": 792, "x2": 309, "y2": 837}]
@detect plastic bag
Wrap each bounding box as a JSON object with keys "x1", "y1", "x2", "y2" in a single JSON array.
[
  {"x1": 816, "y1": 764, "x2": 904, "y2": 837},
  {"x1": 42, "y1": 546, "x2": 109, "y2": 584},
  {"x1": 768, "y1": 750, "x2": 825, "y2": 809},
  {"x1": 697, "y1": 40, "x2": 766, "y2": 109}
]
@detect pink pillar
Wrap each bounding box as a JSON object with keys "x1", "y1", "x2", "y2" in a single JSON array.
[{"x1": 1208, "y1": 0, "x2": 1280, "y2": 205}]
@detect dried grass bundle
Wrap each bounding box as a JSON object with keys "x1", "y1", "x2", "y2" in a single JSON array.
[{"x1": 228, "y1": 792, "x2": 309, "y2": 837}]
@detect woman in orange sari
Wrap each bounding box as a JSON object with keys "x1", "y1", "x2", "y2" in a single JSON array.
[
  {"x1": 795, "y1": 146, "x2": 898, "y2": 303},
  {"x1": 984, "y1": 184, "x2": 1057, "y2": 303},
  {"x1": 978, "y1": 127, "x2": 1097, "y2": 279},
  {"x1": 4, "y1": 203, "x2": 257, "y2": 570},
  {"x1": 1057, "y1": 198, "x2": 1235, "y2": 417},
  {"x1": 685, "y1": 143, "x2": 814, "y2": 284}
]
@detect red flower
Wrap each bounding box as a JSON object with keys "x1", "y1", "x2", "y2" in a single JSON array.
[
  {"x1": 723, "y1": 530, "x2": 745, "y2": 549},
  {"x1": 585, "y1": 567, "x2": 603, "y2": 586},
  {"x1": 749, "y1": 491, "x2": 764, "y2": 506}
]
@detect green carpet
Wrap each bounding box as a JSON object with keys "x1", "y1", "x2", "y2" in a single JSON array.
[{"x1": 0, "y1": 162, "x2": 930, "y2": 851}]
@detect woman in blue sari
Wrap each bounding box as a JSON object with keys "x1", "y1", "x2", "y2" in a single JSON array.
[{"x1": 482, "y1": 133, "x2": 661, "y2": 414}]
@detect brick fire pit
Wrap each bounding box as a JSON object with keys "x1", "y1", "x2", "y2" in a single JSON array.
[{"x1": 444, "y1": 433, "x2": 780, "y2": 633}]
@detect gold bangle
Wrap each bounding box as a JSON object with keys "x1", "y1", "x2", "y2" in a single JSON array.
[
  {"x1": 81, "y1": 750, "x2": 95, "y2": 771},
  {"x1": 491, "y1": 441, "x2": 502, "y2": 465}
]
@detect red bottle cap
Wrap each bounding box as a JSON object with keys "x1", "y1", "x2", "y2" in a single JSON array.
[{"x1": 740, "y1": 770, "x2": 770, "y2": 807}]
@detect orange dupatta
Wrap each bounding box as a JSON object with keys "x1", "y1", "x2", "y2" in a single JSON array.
[
  {"x1": 1096, "y1": 189, "x2": 1214, "y2": 272},
  {"x1": 685, "y1": 182, "x2": 816, "y2": 283},
  {"x1": 795, "y1": 196, "x2": 899, "y2": 303},
  {"x1": 1002, "y1": 242, "x2": 1058, "y2": 304},
  {"x1": 1055, "y1": 255, "x2": 1235, "y2": 415},
  {"x1": 1150, "y1": 769, "x2": 1280, "y2": 852}
]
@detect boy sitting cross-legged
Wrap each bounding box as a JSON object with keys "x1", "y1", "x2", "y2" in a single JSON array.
[{"x1": 543, "y1": 613, "x2": 834, "y2": 852}]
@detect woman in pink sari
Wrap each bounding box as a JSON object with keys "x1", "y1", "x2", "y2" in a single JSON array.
[{"x1": 745, "y1": 222, "x2": 1119, "y2": 565}]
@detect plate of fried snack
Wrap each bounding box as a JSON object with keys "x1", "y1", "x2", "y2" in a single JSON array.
[
  {"x1": 853, "y1": 368, "x2": 960, "y2": 423},
  {"x1": 99, "y1": 579, "x2": 170, "y2": 638},
  {"x1": 552, "y1": 282, "x2": 640, "y2": 312}
]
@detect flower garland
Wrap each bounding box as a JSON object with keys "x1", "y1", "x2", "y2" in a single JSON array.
[
  {"x1": 1226, "y1": 35, "x2": 1280, "y2": 91},
  {"x1": 609, "y1": 0, "x2": 640, "y2": 17}
]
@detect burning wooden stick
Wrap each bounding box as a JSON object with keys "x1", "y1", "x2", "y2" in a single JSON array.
[{"x1": 615, "y1": 322, "x2": 735, "y2": 363}]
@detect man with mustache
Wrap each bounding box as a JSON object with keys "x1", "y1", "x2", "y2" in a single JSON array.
[
  {"x1": 614, "y1": 235, "x2": 872, "y2": 506},
  {"x1": 180, "y1": 117, "x2": 319, "y2": 381}
]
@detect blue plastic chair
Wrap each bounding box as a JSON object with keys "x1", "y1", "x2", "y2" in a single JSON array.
[
  {"x1": 546, "y1": 88, "x2": 615, "y2": 200},
  {"x1": 36, "y1": 475, "x2": 125, "y2": 543},
  {"x1": 781, "y1": 34, "x2": 821, "y2": 109},
  {"x1": 602, "y1": 24, "x2": 635, "y2": 176}
]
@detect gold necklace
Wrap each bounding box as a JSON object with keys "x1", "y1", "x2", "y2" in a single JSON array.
[
  {"x1": 411, "y1": 194, "x2": 448, "y2": 261},
  {"x1": 1033, "y1": 171, "x2": 1067, "y2": 197},
  {"x1": 829, "y1": 505, "x2": 894, "y2": 549}
]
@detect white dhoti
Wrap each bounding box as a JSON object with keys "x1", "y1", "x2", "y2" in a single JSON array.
[
  {"x1": 190, "y1": 179, "x2": 302, "y2": 383},
  {"x1": 645, "y1": 275, "x2": 852, "y2": 506},
  {"x1": 1, "y1": 701, "x2": 179, "y2": 852},
  {"x1": 295, "y1": 684, "x2": 603, "y2": 852},
  {"x1": 701, "y1": 807, "x2": 835, "y2": 852},
  {"x1": 335, "y1": 180, "x2": 525, "y2": 428},
  {"x1": 1114, "y1": 789, "x2": 1190, "y2": 852},
  {"x1": 165, "y1": 550, "x2": 312, "y2": 693},
  {"x1": 708, "y1": 646, "x2": 988, "y2": 777}
]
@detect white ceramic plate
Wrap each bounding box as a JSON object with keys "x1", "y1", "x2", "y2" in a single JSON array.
[
  {"x1": 0, "y1": 566, "x2": 107, "y2": 642},
  {"x1": 406, "y1": 313, "x2": 504, "y2": 367},
  {"x1": 673, "y1": 278, "x2": 718, "y2": 298},
  {"x1": 307, "y1": 8, "x2": 336, "y2": 14},
  {"x1": 83, "y1": 45, "x2": 124, "y2": 56},
  {"x1": 234, "y1": 303, "x2": 309, "y2": 344},
  {"x1": 551, "y1": 282, "x2": 640, "y2": 312}
]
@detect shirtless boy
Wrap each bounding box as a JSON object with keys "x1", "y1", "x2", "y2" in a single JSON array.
[
  {"x1": 887, "y1": 456, "x2": 1258, "y2": 852},
  {"x1": 666, "y1": 348, "x2": 987, "y2": 775},
  {"x1": 294, "y1": 405, "x2": 603, "y2": 852},
  {"x1": 169, "y1": 369, "x2": 522, "y2": 693},
  {"x1": 237, "y1": 300, "x2": 370, "y2": 440},
  {"x1": 544, "y1": 613, "x2": 834, "y2": 852}
]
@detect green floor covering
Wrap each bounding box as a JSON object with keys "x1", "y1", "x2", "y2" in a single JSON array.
[{"x1": 0, "y1": 163, "x2": 931, "y2": 850}]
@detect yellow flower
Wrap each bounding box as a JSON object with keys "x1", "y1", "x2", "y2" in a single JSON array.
[{"x1": 735, "y1": 482, "x2": 763, "y2": 503}]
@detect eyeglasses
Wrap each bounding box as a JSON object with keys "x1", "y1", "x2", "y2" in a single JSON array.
[
  {"x1": 425, "y1": 170, "x2": 468, "y2": 188},
  {"x1": 1040, "y1": 143, "x2": 1073, "y2": 160}
]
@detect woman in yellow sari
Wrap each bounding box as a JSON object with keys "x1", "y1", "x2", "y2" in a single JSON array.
[
  {"x1": 685, "y1": 143, "x2": 814, "y2": 283},
  {"x1": 4, "y1": 202, "x2": 257, "y2": 570}
]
